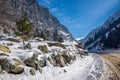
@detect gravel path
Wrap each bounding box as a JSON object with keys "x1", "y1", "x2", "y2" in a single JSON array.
[{"x1": 99, "y1": 53, "x2": 120, "y2": 80}]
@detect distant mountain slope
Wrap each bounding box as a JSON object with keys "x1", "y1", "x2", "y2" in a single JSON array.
[
  {"x1": 82, "y1": 10, "x2": 120, "y2": 51},
  {"x1": 0, "y1": 0, "x2": 73, "y2": 41}
]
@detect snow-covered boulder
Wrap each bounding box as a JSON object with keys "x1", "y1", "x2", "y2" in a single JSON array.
[
  {"x1": 38, "y1": 45, "x2": 48, "y2": 53},
  {"x1": 7, "y1": 38, "x2": 21, "y2": 43},
  {"x1": 0, "y1": 57, "x2": 24, "y2": 74},
  {"x1": 24, "y1": 53, "x2": 45, "y2": 72},
  {"x1": 48, "y1": 55, "x2": 57, "y2": 66},
  {"x1": 29, "y1": 68, "x2": 36, "y2": 75},
  {"x1": 0, "y1": 44, "x2": 10, "y2": 53},
  {"x1": 26, "y1": 43, "x2": 32, "y2": 49},
  {"x1": 55, "y1": 54, "x2": 65, "y2": 67}
]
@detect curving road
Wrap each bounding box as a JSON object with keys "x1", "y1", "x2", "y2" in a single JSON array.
[{"x1": 99, "y1": 53, "x2": 120, "y2": 80}]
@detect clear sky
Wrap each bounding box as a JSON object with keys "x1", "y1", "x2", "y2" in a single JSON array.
[{"x1": 37, "y1": 0, "x2": 120, "y2": 38}]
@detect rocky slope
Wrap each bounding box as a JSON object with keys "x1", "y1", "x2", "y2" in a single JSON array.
[
  {"x1": 82, "y1": 10, "x2": 120, "y2": 51},
  {"x1": 0, "y1": 0, "x2": 73, "y2": 41}
]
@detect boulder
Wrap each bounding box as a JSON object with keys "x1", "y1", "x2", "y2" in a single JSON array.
[
  {"x1": 38, "y1": 60, "x2": 46, "y2": 67},
  {"x1": 0, "y1": 58, "x2": 24, "y2": 74},
  {"x1": 38, "y1": 45, "x2": 48, "y2": 53},
  {"x1": 55, "y1": 54, "x2": 65, "y2": 67},
  {"x1": 26, "y1": 43, "x2": 32, "y2": 49},
  {"x1": 10, "y1": 65, "x2": 24, "y2": 74},
  {"x1": 24, "y1": 58, "x2": 36, "y2": 68},
  {"x1": 24, "y1": 54, "x2": 45, "y2": 70},
  {"x1": 7, "y1": 38, "x2": 20, "y2": 43},
  {"x1": 32, "y1": 53, "x2": 38, "y2": 61},
  {"x1": 48, "y1": 43, "x2": 65, "y2": 49},
  {"x1": 62, "y1": 53, "x2": 71, "y2": 63},
  {"x1": 0, "y1": 66, "x2": 2, "y2": 73},
  {"x1": 6, "y1": 42, "x2": 13, "y2": 46},
  {"x1": 48, "y1": 56, "x2": 56, "y2": 66},
  {"x1": 0, "y1": 58, "x2": 11, "y2": 72},
  {"x1": 29, "y1": 68, "x2": 36, "y2": 75},
  {"x1": 37, "y1": 66, "x2": 42, "y2": 73},
  {"x1": 0, "y1": 44, "x2": 10, "y2": 53},
  {"x1": 13, "y1": 58, "x2": 26, "y2": 66}
]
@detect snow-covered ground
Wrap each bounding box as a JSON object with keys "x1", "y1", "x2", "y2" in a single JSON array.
[
  {"x1": 0, "y1": 54, "x2": 104, "y2": 80},
  {"x1": 0, "y1": 35, "x2": 109, "y2": 80}
]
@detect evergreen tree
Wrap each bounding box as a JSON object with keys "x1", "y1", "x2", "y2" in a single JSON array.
[
  {"x1": 41, "y1": 31, "x2": 47, "y2": 40},
  {"x1": 53, "y1": 29, "x2": 58, "y2": 41},
  {"x1": 16, "y1": 15, "x2": 34, "y2": 49}
]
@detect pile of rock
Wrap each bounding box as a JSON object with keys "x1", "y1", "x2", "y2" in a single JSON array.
[
  {"x1": 24, "y1": 54, "x2": 46, "y2": 73},
  {"x1": 0, "y1": 53, "x2": 45, "y2": 75},
  {"x1": 0, "y1": 57, "x2": 24, "y2": 74},
  {"x1": 48, "y1": 53, "x2": 76, "y2": 67}
]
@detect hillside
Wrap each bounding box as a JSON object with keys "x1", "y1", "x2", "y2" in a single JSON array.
[
  {"x1": 82, "y1": 10, "x2": 120, "y2": 51},
  {"x1": 0, "y1": 0, "x2": 73, "y2": 41}
]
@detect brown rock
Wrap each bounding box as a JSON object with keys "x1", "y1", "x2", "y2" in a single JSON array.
[
  {"x1": 0, "y1": 44, "x2": 10, "y2": 53},
  {"x1": 38, "y1": 45, "x2": 48, "y2": 53}
]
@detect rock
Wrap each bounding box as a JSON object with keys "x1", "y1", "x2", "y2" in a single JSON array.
[
  {"x1": 26, "y1": 43, "x2": 32, "y2": 49},
  {"x1": 10, "y1": 58, "x2": 25, "y2": 74},
  {"x1": 6, "y1": 42, "x2": 13, "y2": 46},
  {"x1": 0, "y1": 66, "x2": 2, "y2": 73},
  {"x1": 38, "y1": 60, "x2": 46, "y2": 67},
  {"x1": 38, "y1": 45, "x2": 48, "y2": 53},
  {"x1": 24, "y1": 54, "x2": 45, "y2": 69},
  {"x1": 32, "y1": 53, "x2": 38, "y2": 61},
  {"x1": 48, "y1": 43, "x2": 65, "y2": 49},
  {"x1": 0, "y1": 58, "x2": 24, "y2": 74},
  {"x1": 13, "y1": 58, "x2": 26, "y2": 66},
  {"x1": 64, "y1": 69, "x2": 67, "y2": 73},
  {"x1": 62, "y1": 53, "x2": 71, "y2": 63},
  {"x1": 55, "y1": 54, "x2": 65, "y2": 67},
  {"x1": 0, "y1": 58, "x2": 11, "y2": 72},
  {"x1": 7, "y1": 38, "x2": 20, "y2": 43},
  {"x1": 24, "y1": 58, "x2": 36, "y2": 68},
  {"x1": 37, "y1": 66, "x2": 42, "y2": 73},
  {"x1": 29, "y1": 68, "x2": 36, "y2": 75},
  {"x1": 10, "y1": 65, "x2": 24, "y2": 74},
  {"x1": 48, "y1": 56, "x2": 56, "y2": 66},
  {"x1": 0, "y1": 44, "x2": 10, "y2": 53}
]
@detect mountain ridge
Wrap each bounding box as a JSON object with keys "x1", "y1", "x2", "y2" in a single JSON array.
[
  {"x1": 0, "y1": 0, "x2": 73, "y2": 41},
  {"x1": 82, "y1": 10, "x2": 120, "y2": 51}
]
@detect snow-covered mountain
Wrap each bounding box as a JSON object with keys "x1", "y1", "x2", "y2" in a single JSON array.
[
  {"x1": 82, "y1": 10, "x2": 120, "y2": 51},
  {"x1": 0, "y1": 0, "x2": 73, "y2": 41}
]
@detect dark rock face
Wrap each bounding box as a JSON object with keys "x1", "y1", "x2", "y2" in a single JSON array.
[{"x1": 0, "y1": 0, "x2": 73, "y2": 41}]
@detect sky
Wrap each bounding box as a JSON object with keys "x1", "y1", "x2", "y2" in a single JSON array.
[{"x1": 37, "y1": 0, "x2": 120, "y2": 38}]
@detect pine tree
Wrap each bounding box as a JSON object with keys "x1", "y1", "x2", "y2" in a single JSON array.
[
  {"x1": 41, "y1": 31, "x2": 47, "y2": 40},
  {"x1": 53, "y1": 29, "x2": 58, "y2": 41},
  {"x1": 16, "y1": 15, "x2": 34, "y2": 49}
]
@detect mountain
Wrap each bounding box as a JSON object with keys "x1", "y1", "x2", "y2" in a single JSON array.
[
  {"x1": 82, "y1": 10, "x2": 120, "y2": 51},
  {"x1": 0, "y1": 0, "x2": 73, "y2": 41}
]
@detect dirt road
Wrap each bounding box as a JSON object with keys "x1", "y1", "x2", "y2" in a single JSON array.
[{"x1": 99, "y1": 53, "x2": 120, "y2": 80}]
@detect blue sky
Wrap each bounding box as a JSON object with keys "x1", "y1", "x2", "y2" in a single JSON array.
[{"x1": 37, "y1": 0, "x2": 120, "y2": 38}]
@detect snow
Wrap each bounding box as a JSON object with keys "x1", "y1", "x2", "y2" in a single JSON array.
[
  {"x1": 75, "y1": 37, "x2": 83, "y2": 41},
  {"x1": 0, "y1": 36, "x2": 106, "y2": 80},
  {"x1": 0, "y1": 53, "x2": 103, "y2": 80},
  {"x1": 105, "y1": 32, "x2": 109, "y2": 38},
  {"x1": 59, "y1": 31, "x2": 69, "y2": 37}
]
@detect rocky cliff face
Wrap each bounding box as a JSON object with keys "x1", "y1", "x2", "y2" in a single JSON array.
[
  {"x1": 0, "y1": 0, "x2": 73, "y2": 41},
  {"x1": 82, "y1": 10, "x2": 120, "y2": 51}
]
